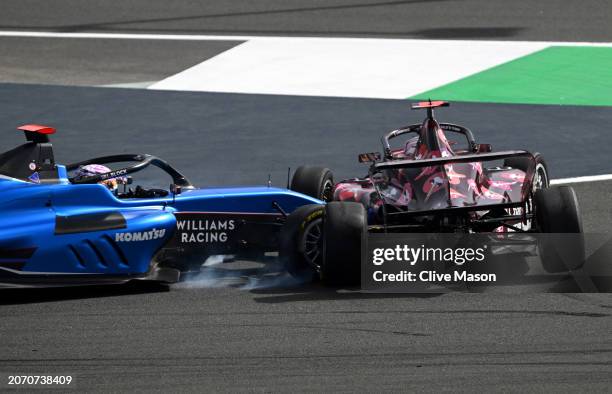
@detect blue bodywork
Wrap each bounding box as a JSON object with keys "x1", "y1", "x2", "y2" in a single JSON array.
[{"x1": 0, "y1": 135, "x2": 322, "y2": 287}]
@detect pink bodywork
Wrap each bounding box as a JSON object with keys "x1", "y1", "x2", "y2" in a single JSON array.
[{"x1": 333, "y1": 118, "x2": 530, "y2": 224}]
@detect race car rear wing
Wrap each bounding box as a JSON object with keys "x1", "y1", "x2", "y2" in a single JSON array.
[
  {"x1": 0, "y1": 124, "x2": 58, "y2": 183},
  {"x1": 372, "y1": 150, "x2": 535, "y2": 218},
  {"x1": 18, "y1": 124, "x2": 56, "y2": 143},
  {"x1": 373, "y1": 150, "x2": 532, "y2": 170},
  {"x1": 370, "y1": 150, "x2": 536, "y2": 229}
]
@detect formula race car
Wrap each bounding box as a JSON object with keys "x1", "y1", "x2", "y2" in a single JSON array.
[
  {"x1": 0, "y1": 125, "x2": 322, "y2": 287},
  {"x1": 284, "y1": 101, "x2": 584, "y2": 283}
]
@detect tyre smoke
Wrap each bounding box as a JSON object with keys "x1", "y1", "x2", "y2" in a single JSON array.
[{"x1": 176, "y1": 255, "x2": 308, "y2": 290}]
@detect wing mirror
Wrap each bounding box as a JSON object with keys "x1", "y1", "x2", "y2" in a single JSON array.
[
  {"x1": 119, "y1": 176, "x2": 133, "y2": 194},
  {"x1": 476, "y1": 144, "x2": 492, "y2": 153},
  {"x1": 170, "y1": 184, "x2": 182, "y2": 195},
  {"x1": 358, "y1": 152, "x2": 382, "y2": 163},
  {"x1": 170, "y1": 183, "x2": 182, "y2": 205}
]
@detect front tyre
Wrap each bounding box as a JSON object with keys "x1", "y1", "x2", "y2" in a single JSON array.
[
  {"x1": 534, "y1": 186, "x2": 585, "y2": 272},
  {"x1": 291, "y1": 166, "x2": 334, "y2": 201},
  {"x1": 279, "y1": 204, "x2": 325, "y2": 282}
]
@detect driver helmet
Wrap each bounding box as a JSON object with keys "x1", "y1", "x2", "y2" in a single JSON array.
[
  {"x1": 75, "y1": 164, "x2": 127, "y2": 191},
  {"x1": 404, "y1": 136, "x2": 418, "y2": 158},
  {"x1": 371, "y1": 171, "x2": 389, "y2": 187}
]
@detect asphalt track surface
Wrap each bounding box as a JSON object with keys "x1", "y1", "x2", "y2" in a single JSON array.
[
  {"x1": 0, "y1": 84, "x2": 611, "y2": 392},
  {"x1": 1, "y1": 84, "x2": 612, "y2": 184},
  {"x1": 0, "y1": 38, "x2": 242, "y2": 86},
  {"x1": 1, "y1": 0, "x2": 611, "y2": 87},
  {"x1": 0, "y1": 281, "x2": 611, "y2": 392},
  {"x1": 1, "y1": 1, "x2": 612, "y2": 392},
  {"x1": 1, "y1": 0, "x2": 612, "y2": 41}
]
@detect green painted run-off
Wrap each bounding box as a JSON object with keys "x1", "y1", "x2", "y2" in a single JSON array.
[{"x1": 411, "y1": 46, "x2": 612, "y2": 106}]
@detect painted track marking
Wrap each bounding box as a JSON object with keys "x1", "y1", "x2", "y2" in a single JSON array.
[
  {"x1": 551, "y1": 174, "x2": 612, "y2": 185},
  {"x1": 0, "y1": 31, "x2": 612, "y2": 46}
]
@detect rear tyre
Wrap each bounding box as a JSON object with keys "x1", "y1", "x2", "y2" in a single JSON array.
[
  {"x1": 321, "y1": 202, "x2": 367, "y2": 285},
  {"x1": 534, "y1": 186, "x2": 584, "y2": 272},
  {"x1": 279, "y1": 204, "x2": 324, "y2": 282},
  {"x1": 504, "y1": 152, "x2": 549, "y2": 191},
  {"x1": 291, "y1": 166, "x2": 334, "y2": 201},
  {"x1": 504, "y1": 153, "x2": 549, "y2": 231}
]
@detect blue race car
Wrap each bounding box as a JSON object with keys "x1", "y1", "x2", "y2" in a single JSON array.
[{"x1": 0, "y1": 124, "x2": 326, "y2": 287}]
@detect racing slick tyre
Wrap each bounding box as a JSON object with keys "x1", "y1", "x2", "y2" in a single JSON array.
[
  {"x1": 321, "y1": 202, "x2": 367, "y2": 285},
  {"x1": 534, "y1": 186, "x2": 585, "y2": 273},
  {"x1": 504, "y1": 152, "x2": 549, "y2": 191},
  {"x1": 279, "y1": 204, "x2": 325, "y2": 282},
  {"x1": 291, "y1": 166, "x2": 334, "y2": 202}
]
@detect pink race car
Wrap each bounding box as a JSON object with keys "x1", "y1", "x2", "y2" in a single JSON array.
[{"x1": 283, "y1": 101, "x2": 583, "y2": 283}]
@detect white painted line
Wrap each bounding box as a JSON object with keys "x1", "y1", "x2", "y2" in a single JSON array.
[
  {"x1": 149, "y1": 39, "x2": 547, "y2": 99},
  {"x1": 551, "y1": 174, "x2": 612, "y2": 185},
  {"x1": 0, "y1": 31, "x2": 247, "y2": 41},
  {"x1": 1, "y1": 30, "x2": 612, "y2": 47},
  {"x1": 99, "y1": 81, "x2": 157, "y2": 89}
]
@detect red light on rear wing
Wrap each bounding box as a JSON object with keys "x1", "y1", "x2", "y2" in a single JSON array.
[{"x1": 411, "y1": 101, "x2": 449, "y2": 110}]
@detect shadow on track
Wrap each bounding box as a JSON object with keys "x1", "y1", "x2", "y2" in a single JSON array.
[
  {"x1": 249, "y1": 285, "x2": 441, "y2": 303},
  {"x1": 0, "y1": 281, "x2": 169, "y2": 305},
  {"x1": 0, "y1": 0, "x2": 455, "y2": 33}
]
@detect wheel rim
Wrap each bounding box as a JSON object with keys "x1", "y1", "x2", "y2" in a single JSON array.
[
  {"x1": 508, "y1": 162, "x2": 548, "y2": 232},
  {"x1": 320, "y1": 179, "x2": 334, "y2": 202},
  {"x1": 300, "y1": 218, "x2": 323, "y2": 271},
  {"x1": 533, "y1": 163, "x2": 548, "y2": 192},
  {"x1": 526, "y1": 163, "x2": 548, "y2": 230}
]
